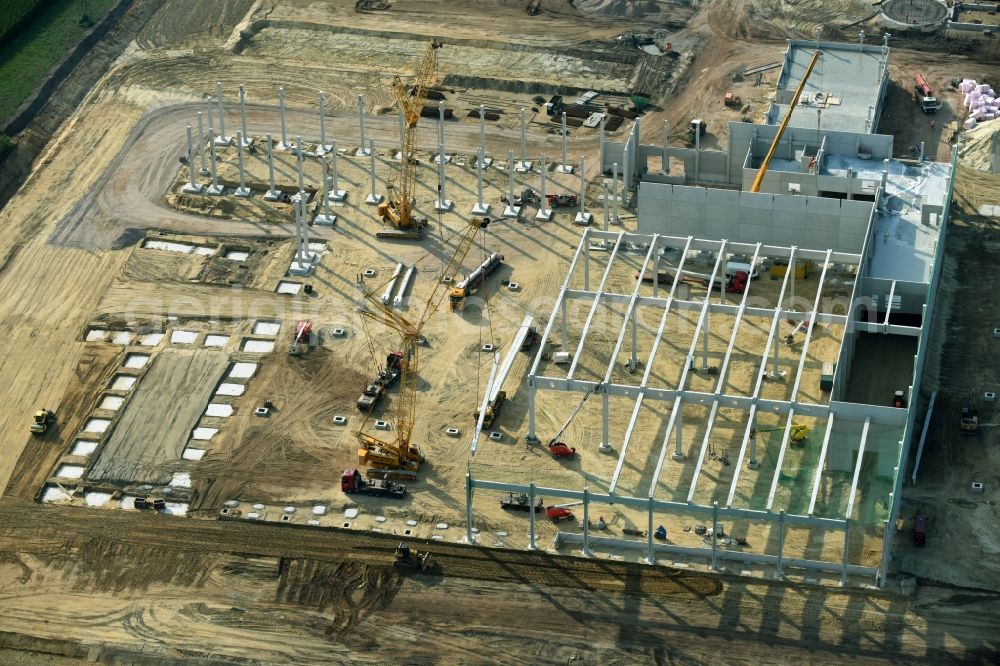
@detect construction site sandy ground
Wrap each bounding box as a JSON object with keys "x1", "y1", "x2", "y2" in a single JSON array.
[{"x1": 1, "y1": 0, "x2": 1000, "y2": 663}]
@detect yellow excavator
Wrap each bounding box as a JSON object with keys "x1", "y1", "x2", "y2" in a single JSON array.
[
  {"x1": 355, "y1": 216, "x2": 491, "y2": 479},
  {"x1": 30, "y1": 409, "x2": 55, "y2": 435},
  {"x1": 377, "y1": 39, "x2": 442, "y2": 239}
]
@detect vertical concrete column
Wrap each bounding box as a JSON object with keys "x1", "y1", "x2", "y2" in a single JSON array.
[
  {"x1": 478, "y1": 104, "x2": 487, "y2": 160},
  {"x1": 435, "y1": 145, "x2": 452, "y2": 212},
  {"x1": 772, "y1": 310, "x2": 781, "y2": 375},
  {"x1": 663, "y1": 117, "x2": 669, "y2": 174},
  {"x1": 710, "y1": 501, "x2": 719, "y2": 570},
  {"x1": 318, "y1": 91, "x2": 329, "y2": 154},
  {"x1": 574, "y1": 156, "x2": 590, "y2": 225},
  {"x1": 472, "y1": 147, "x2": 489, "y2": 215},
  {"x1": 503, "y1": 150, "x2": 519, "y2": 218},
  {"x1": 528, "y1": 483, "x2": 537, "y2": 550},
  {"x1": 601, "y1": 391, "x2": 609, "y2": 452},
  {"x1": 599, "y1": 114, "x2": 605, "y2": 174},
  {"x1": 265, "y1": 133, "x2": 279, "y2": 200},
  {"x1": 694, "y1": 120, "x2": 702, "y2": 183},
  {"x1": 776, "y1": 510, "x2": 786, "y2": 579},
  {"x1": 517, "y1": 108, "x2": 529, "y2": 171},
  {"x1": 206, "y1": 126, "x2": 223, "y2": 195},
  {"x1": 239, "y1": 84, "x2": 250, "y2": 148},
  {"x1": 646, "y1": 497, "x2": 656, "y2": 565},
  {"x1": 465, "y1": 473, "x2": 475, "y2": 543},
  {"x1": 527, "y1": 380, "x2": 537, "y2": 442},
  {"x1": 582, "y1": 487, "x2": 591, "y2": 555},
  {"x1": 365, "y1": 139, "x2": 381, "y2": 204},
  {"x1": 536, "y1": 154, "x2": 551, "y2": 220},
  {"x1": 557, "y1": 112, "x2": 570, "y2": 173},
  {"x1": 278, "y1": 86, "x2": 289, "y2": 149},
  {"x1": 631, "y1": 308, "x2": 638, "y2": 365},
  {"x1": 602, "y1": 180, "x2": 609, "y2": 232},
  {"x1": 234, "y1": 131, "x2": 250, "y2": 197},
  {"x1": 183, "y1": 125, "x2": 202, "y2": 194},
  {"x1": 215, "y1": 82, "x2": 231, "y2": 145},
  {"x1": 623, "y1": 144, "x2": 631, "y2": 194},
  {"x1": 702, "y1": 310, "x2": 710, "y2": 369},
  {"x1": 612, "y1": 163, "x2": 620, "y2": 225},
  {"x1": 357, "y1": 94, "x2": 368, "y2": 155},
  {"x1": 919, "y1": 141, "x2": 925, "y2": 162},
  {"x1": 315, "y1": 154, "x2": 337, "y2": 226},
  {"x1": 205, "y1": 95, "x2": 214, "y2": 139},
  {"x1": 295, "y1": 135, "x2": 305, "y2": 195},
  {"x1": 436, "y1": 100, "x2": 447, "y2": 162},
  {"x1": 841, "y1": 518, "x2": 851, "y2": 586},
  {"x1": 673, "y1": 401, "x2": 684, "y2": 460},
  {"x1": 196, "y1": 112, "x2": 208, "y2": 176},
  {"x1": 328, "y1": 139, "x2": 346, "y2": 201}
]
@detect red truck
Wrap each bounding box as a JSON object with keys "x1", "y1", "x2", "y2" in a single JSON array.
[
  {"x1": 341, "y1": 468, "x2": 407, "y2": 499},
  {"x1": 547, "y1": 194, "x2": 578, "y2": 208},
  {"x1": 914, "y1": 75, "x2": 941, "y2": 114}
]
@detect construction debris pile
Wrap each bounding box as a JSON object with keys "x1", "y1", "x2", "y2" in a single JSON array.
[{"x1": 960, "y1": 79, "x2": 999, "y2": 129}]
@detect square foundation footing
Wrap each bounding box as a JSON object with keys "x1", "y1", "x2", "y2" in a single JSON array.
[
  {"x1": 315, "y1": 145, "x2": 331, "y2": 155},
  {"x1": 206, "y1": 184, "x2": 226, "y2": 196},
  {"x1": 263, "y1": 190, "x2": 281, "y2": 201},
  {"x1": 240, "y1": 137, "x2": 254, "y2": 149},
  {"x1": 314, "y1": 214, "x2": 337, "y2": 227},
  {"x1": 214, "y1": 136, "x2": 233, "y2": 147},
  {"x1": 435, "y1": 199, "x2": 454, "y2": 212},
  {"x1": 355, "y1": 148, "x2": 371, "y2": 157},
  {"x1": 747, "y1": 460, "x2": 759, "y2": 470},
  {"x1": 471, "y1": 202, "x2": 492, "y2": 215},
  {"x1": 672, "y1": 451, "x2": 685, "y2": 461},
  {"x1": 365, "y1": 193, "x2": 384, "y2": 205},
  {"x1": 434, "y1": 154, "x2": 453, "y2": 164},
  {"x1": 276, "y1": 142, "x2": 292, "y2": 151},
  {"x1": 502, "y1": 205, "x2": 522, "y2": 219},
  {"x1": 555, "y1": 165, "x2": 574, "y2": 174},
  {"x1": 234, "y1": 187, "x2": 252, "y2": 198},
  {"x1": 535, "y1": 208, "x2": 553, "y2": 221},
  {"x1": 328, "y1": 190, "x2": 347, "y2": 202},
  {"x1": 515, "y1": 161, "x2": 533, "y2": 173},
  {"x1": 574, "y1": 211, "x2": 593, "y2": 225},
  {"x1": 475, "y1": 157, "x2": 493, "y2": 169},
  {"x1": 181, "y1": 183, "x2": 204, "y2": 194}
]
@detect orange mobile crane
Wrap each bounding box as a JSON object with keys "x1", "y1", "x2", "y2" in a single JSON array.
[
  {"x1": 377, "y1": 39, "x2": 443, "y2": 239},
  {"x1": 355, "y1": 216, "x2": 491, "y2": 479}
]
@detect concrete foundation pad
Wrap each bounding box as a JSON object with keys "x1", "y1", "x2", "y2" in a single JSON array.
[
  {"x1": 263, "y1": 190, "x2": 281, "y2": 201},
  {"x1": 240, "y1": 137, "x2": 253, "y2": 149},
  {"x1": 435, "y1": 199, "x2": 454, "y2": 212},
  {"x1": 365, "y1": 193, "x2": 384, "y2": 205},
  {"x1": 556, "y1": 164, "x2": 575, "y2": 174},
  {"x1": 314, "y1": 213, "x2": 338, "y2": 227},
  {"x1": 574, "y1": 211, "x2": 593, "y2": 225},
  {"x1": 434, "y1": 154, "x2": 453, "y2": 164},
  {"x1": 206, "y1": 184, "x2": 225, "y2": 196},
  {"x1": 515, "y1": 161, "x2": 534, "y2": 173},
  {"x1": 355, "y1": 148, "x2": 371, "y2": 157},
  {"x1": 535, "y1": 208, "x2": 553, "y2": 221},
  {"x1": 471, "y1": 202, "x2": 492, "y2": 215},
  {"x1": 290, "y1": 192, "x2": 312, "y2": 205},
  {"x1": 181, "y1": 183, "x2": 204, "y2": 194},
  {"x1": 475, "y1": 157, "x2": 493, "y2": 169},
  {"x1": 315, "y1": 145, "x2": 331, "y2": 155},
  {"x1": 276, "y1": 142, "x2": 292, "y2": 151},
  {"x1": 328, "y1": 190, "x2": 347, "y2": 202},
  {"x1": 214, "y1": 136, "x2": 233, "y2": 147},
  {"x1": 288, "y1": 262, "x2": 315, "y2": 276},
  {"x1": 234, "y1": 187, "x2": 252, "y2": 198},
  {"x1": 747, "y1": 460, "x2": 760, "y2": 470},
  {"x1": 502, "y1": 205, "x2": 521, "y2": 219},
  {"x1": 672, "y1": 451, "x2": 685, "y2": 461}
]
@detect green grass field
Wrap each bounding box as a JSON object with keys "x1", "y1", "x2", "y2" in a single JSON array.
[
  {"x1": 0, "y1": 0, "x2": 115, "y2": 123},
  {"x1": 0, "y1": 0, "x2": 44, "y2": 44}
]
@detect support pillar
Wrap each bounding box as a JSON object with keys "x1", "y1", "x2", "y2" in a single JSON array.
[
  {"x1": 196, "y1": 112, "x2": 208, "y2": 176},
  {"x1": 623, "y1": 144, "x2": 631, "y2": 195},
  {"x1": 600, "y1": 391, "x2": 610, "y2": 453},
  {"x1": 264, "y1": 133, "x2": 279, "y2": 200},
  {"x1": 710, "y1": 501, "x2": 719, "y2": 570},
  {"x1": 662, "y1": 117, "x2": 669, "y2": 174},
  {"x1": 238, "y1": 84, "x2": 250, "y2": 148},
  {"x1": 465, "y1": 473, "x2": 475, "y2": 544},
  {"x1": 277, "y1": 86, "x2": 289, "y2": 150},
  {"x1": 328, "y1": 139, "x2": 346, "y2": 201},
  {"x1": 841, "y1": 518, "x2": 851, "y2": 586},
  {"x1": 314, "y1": 154, "x2": 337, "y2": 226},
  {"x1": 748, "y1": 417, "x2": 759, "y2": 470},
  {"x1": 502, "y1": 150, "x2": 520, "y2": 218},
  {"x1": 317, "y1": 91, "x2": 330, "y2": 154},
  {"x1": 365, "y1": 139, "x2": 382, "y2": 204},
  {"x1": 776, "y1": 510, "x2": 786, "y2": 579},
  {"x1": 527, "y1": 381, "x2": 538, "y2": 443},
  {"x1": 535, "y1": 154, "x2": 551, "y2": 220},
  {"x1": 182, "y1": 125, "x2": 203, "y2": 194},
  {"x1": 581, "y1": 487, "x2": 591, "y2": 556},
  {"x1": 702, "y1": 309, "x2": 710, "y2": 369},
  {"x1": 356, "y1": 94, "x2": 369, "y2": 156},
  {"x1": 434, "y1": 100, "x2": 450, "y2": 163},
  {"x1": 472, "y1": 147, "x2": 490, "y2": 215},
  {"x1": 694, "y1": 120, "x2": 702, "y2": 183},
  {"x1": 234, "y1": 131, "x2": 251, "y2": 197},
  {"x1": 772, "y1": 310, "x2": 781, "y2": 375},
  {"x1": 646, "y1": 497, "x2": 656, "y2": 565},
  {"x1": 435, "y1": 149, "x2": 453, "y2": 211},
  {"x1": 631, "y1": 308, "x2": 638, "y2": 365},
  {"x1": 673, "y1": 401, "x2": 684, "y2": 460},
  {"x1": 215, "y1": 82, "x2": 231, "y2": 145},
  {"x1": 556, "y1": 112, "x2": 572, "y2": 173},
  {"x1": 612, "y1": 163, "x2": 620, "y2": 225},
  {"x1": 602, "y1": 180, "x2": 609, "y2": 232},
  {"x1": 477, "y1": 104, "x2": 490, "y2": 166},
  {"x1": 599, "y1": 114, "x2": 605, "y2": 174},
  {"x1": 206, "y1": 127, "x2": 224, "y2": 195},
  {"x1": 205, "y1": 95, "x2": 214, "y2": 142},
  {"x1": 516, "y1": 108, "x2": 532, "y2": 172},
  {"x1": 295, "y1": 135, "x2": 306, "y2": 196},
  {"x1": 527, "y1": 483, "x2": 537, "y2": 550},
  {"x1": 574, "y1": 156, "x2": 592, "y2": 225},
  {"x1": 289, "y1": 196, "x2": 317, "y2": 275}
]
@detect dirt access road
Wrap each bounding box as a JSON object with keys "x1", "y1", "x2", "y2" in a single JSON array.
[{"x1": 0, "y1": 496, "x2": 996, "y2": 664}]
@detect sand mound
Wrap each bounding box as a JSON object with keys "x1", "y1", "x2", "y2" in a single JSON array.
[{"x1": 958, "y1": 121, "x2": 1000, "y2": 174}]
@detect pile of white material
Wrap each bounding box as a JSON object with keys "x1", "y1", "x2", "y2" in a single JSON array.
[
  {"x1": 959, "y1": 78, "x2": 999, "y2": 129},
  {"x1": 958, "y1": 120, "x2": 1000, "y2": 174}
]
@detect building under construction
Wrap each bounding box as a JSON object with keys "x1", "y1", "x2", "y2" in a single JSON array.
[{"x1": 468, "y1": 38, "x2": 953, "y2": 587}]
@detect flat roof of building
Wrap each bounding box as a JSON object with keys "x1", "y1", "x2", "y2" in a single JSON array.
[{"x1": 768, "y1": 40, "x2": 888, "y2": 134}]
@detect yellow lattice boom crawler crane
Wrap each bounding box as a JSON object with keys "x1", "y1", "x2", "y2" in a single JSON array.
[
  {"x1": 377, "y1": 39, "x2": 442, "y2": 239},
  {"x1": 356, "y1": 217, "x2": 491, "y2": 479}
]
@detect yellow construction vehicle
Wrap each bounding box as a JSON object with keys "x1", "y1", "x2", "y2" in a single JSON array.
[
  {"x1": 377, "y1": 39, "x2": 442, "y2": 239},
  {"x1": 750, "y1": 423, "x2": 811, "y2": 448},
  {"x1": 30, "y1": 409, "x2": 55, "y2": 435},
  {"x1": 394, "y1": 542, "x2": 433, "y2": 571},
  {"x1": 355, "y1": 216, "x2": 491, "y2": 479},
  {"x1": 960, "y1": 393, "x2": 979, "y2": 435}
]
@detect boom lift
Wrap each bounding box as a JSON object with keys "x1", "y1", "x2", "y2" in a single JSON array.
[
  {"x1": 377, "y1": 40, "x2": 443, "y2": 239},
  {"x1": 749, "y1": 423, "x2": 811, "y2": 448},
  {"x1": 545, "y1": 383, "x2": 602, "y2": 458},
  {"x1": 355, "y1": 217, "x2": 491, "y2": 479}
]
